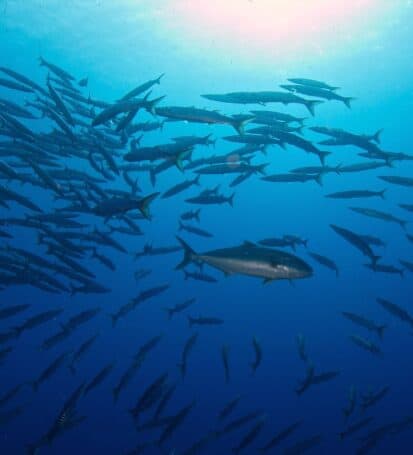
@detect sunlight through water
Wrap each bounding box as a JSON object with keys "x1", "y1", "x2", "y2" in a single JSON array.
[{"x1": 168, "y1": 0, "x2": 387, "y2": 58}]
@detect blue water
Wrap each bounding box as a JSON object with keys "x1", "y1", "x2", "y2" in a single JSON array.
[{"x1": 0, "y1": 1, "x2": 413, "y2": 454}]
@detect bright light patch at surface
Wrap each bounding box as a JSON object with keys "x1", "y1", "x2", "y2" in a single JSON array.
[{"x1": 171, "y1": 0, "x2": 384, "y2": 57}]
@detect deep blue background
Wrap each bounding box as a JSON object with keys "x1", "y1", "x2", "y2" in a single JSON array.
[{"x1": 0, "y1": 1, "x2": 412, "y2": 454}]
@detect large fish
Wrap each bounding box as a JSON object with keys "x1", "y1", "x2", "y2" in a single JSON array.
[{"x1": 176, "y1": 237, "x2": 312, "y2": 283}]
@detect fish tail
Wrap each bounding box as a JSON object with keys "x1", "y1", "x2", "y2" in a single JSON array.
[
  {"x1": 156, "y1": 73, "x2": 165, "y2": 84},
  {"x1": 231, "y1": 117, "x2": 251, "y2": 135},
  {"x1": 305, "y1": 100, "x2": 323, "y2": 116},
  {"x1": 175, "y1": 236, "x2": 197, "y2": 270},
  {"x1": 228, "y1": 193, "x2": 235, "y2": 207},
  {"x1": 162, "y1": 308, "x2": 173, "y2": 320},
  {"x1": 372, "y1": 128, "x2": 383, "y2": 144},
  {"x1": 317, "y1": 151, "x2": 331, "y2": 166},
  {"x1": 138, "y1": 192, "x2": 159, "y2": 219},
  {"x1": 146, "y1": 95, "x2": 165, "y2": 115},
  {"x1": 187, "y1": 316, "x2": 194, "y2": 327},
  {"x1": 258, "y1": 163, "x2": 268, "y2": 175},
  {"x1": 314, "y1": 173, "x2": 324, "y2": 187},
  {"x1": 183, "y1": 270, "x2": 189, "y2": 280},
  {"x1": 195, "y1": 209, "x2": 201, "y2": 222},
  {"x1": 178, "y1": 220, "x2": 184, "y2": 231},
  {"x1": 379, "y1": 189, "x2": 386, "y2": 199},
  {"x1": 194, "y1": 174, "x2": 201, "y2": 186},
  {"x1": 174, "y1": 151, "x2": 187, "y2": 172},
  {"x1": 343, "y1": 97, "x2": 356, "y2": 109}
]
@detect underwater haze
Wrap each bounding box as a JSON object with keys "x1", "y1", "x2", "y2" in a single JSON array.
[{"x1": 0, "y1": 0, "x2": 413, "y2": 453}]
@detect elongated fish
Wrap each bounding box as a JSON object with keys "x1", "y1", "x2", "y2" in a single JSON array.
[{"x1": 176, "y1": 237, "x2": 312, "y2": 283}]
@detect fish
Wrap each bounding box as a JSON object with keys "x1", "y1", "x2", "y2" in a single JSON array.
[
  {"x1": 221, "y1": 344, "x2": 230, "y2": 384},
  {"x1": 39, "y1": 56, "x2": 75, "y2": 81},
  {"x1": 69, "y1": 333, "x2": 99, "y2": 374},
  {"x1": 365, "y1": 262, "x2": 404, "y2": 276},
  {"x1": 92, "y1": 193, "x2": 159, "y2": 220},
  {"x1": 287, "y1": 78, "x2": 340, "y2": 91},
  {"x1": 178, "y1": 333, "x2": 198, "y2": 378},
  {"x1": 330, "y1": 224, "x2": 380, "y2": 265},
  {"x1": 350, "y1": 207, "x2": 407, "y2": 229},
  {"x1": 184, "y1": 269, "x2": 218, "y2": 283},
  {"x1": 342, "y1": 385, "x2": 357, "y2": 419},
  {"x1": 283, "y1": 434, "x2": 323, "y2": 455},
  {"x1": 31, "y1": 351, "x2": 70, "y2": 391},
  {"x1": 260, "y1": 420, "x2": 303, "y2": 452},
  {"x1": 163, "y1": 297, "x2": 197, "y2": 319},
  {"x1": 296, "y1": 334, "x2": 308, "y2": 362},
  {"x1": 178, "y1": 221, "x2": 214, "y2": 238},
  {"x1": 201, "y1": 91, "x2": 323, "y2": 115},
  {"x1": 155, "y1": 106, "x2": 252, "y2": 134},
  {"x1": 84, "y1": 362, "x2": 115, "y2": 395},
  {"x1": 349, "y1": 335, "x2": 382, "y2": 356},
  {"x1": 281, "y1": 84, "x2": 355, "y2": 108},
  {"x1": 308, "y1": 251, "x2": 339, "y2": 276},
  {"x1": 158, "y1": 400, "x2": 196, "y2": 446},
  {"x1": 129, "y1": 373, "x2": 168, "y2": 421},
  {"x1": 379, "y1": 175, "x2": 413, "y2": 187},
  {"x1": 261, "y1": 173, "x2": 323, "y2": 185},
  {"x1": 194, "y1": 162, "x2": 268, "y2": 175},
  {"x1": 176, "y1": 237, "x2": 313, "y2": 282},
  {"x1": 216, "y1": 410, "x2": 265, "y2": 438},
  {"x1": 119, "y1": 74, "x2": 164, "y2": 101},
  {"x1": 185, "y1": 191, "x2": 235, "y2": 207},
  {"x1": 376, "y1": 298, "x2": 413, "y2": 327},
  {"x1": 232, "y1": 418, "x2": 266, "y2": 454},
  {"x1": 361, "y1": 386, "x2": 390, "y2": 412},
  {"x1": 0, "y1": 384, "x2": 23, "y2": 409},
  {"x1": 162, "y1": 175, "x2": 200, "y2": 199},
  {"x1": 342, "y1": 312, "x2": 386, "y2": 339},
  {"x1": 0, "y1": 303, "x2": 30, "y2": 320},
  {"x1": 337, "y1": 161, "x2": 387, "y2": 173},
  {"x1": 399, "y1": 203, "x2": 413, "y2": 213},
  {"x1": 218, "y1": 395, "x2": 242, "y2": 420},
  {"x1": 250, "y1": 337, "x2": 262, "y2": 374},
  {"x1": 13, "y1": 308, "x2": 64, "y2": 337},
  {"x1": 339, "y1": 417, "x2": 374, "y2": 440},
  {"x1": 188, "y1": 316, "x2": 224, "y2": 327},
  {"x1": 325, "y1": 189, "x2": 386, "y2": 199},
  {"x1": 180, "y1": 209, "x2": 201, "y2": 223},
  {"x1": 0, "y1": 77, "x2": 34, "y2": 93},
  {"x1": 250, "y1": 109, "x2": 307, "y2": 125},
  {"x1": 154, "y1": 384, "x2": 177, "y2": 420}
]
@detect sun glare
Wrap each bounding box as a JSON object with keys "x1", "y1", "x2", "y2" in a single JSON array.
[{"x1": 170, "y1": 0, "x2": 384, "y2": 56}]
